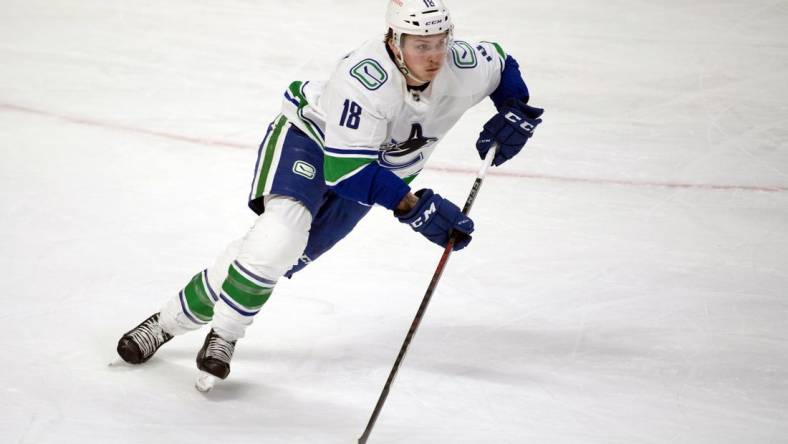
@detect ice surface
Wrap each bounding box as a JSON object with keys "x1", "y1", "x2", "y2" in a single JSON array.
[{"x1": 1, "y1": 1, "x2": 787, "y2": 443}]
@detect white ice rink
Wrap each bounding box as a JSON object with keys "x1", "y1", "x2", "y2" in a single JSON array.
[{"x1": 2, "y1": 1, "x2": 787, "y2": 443}]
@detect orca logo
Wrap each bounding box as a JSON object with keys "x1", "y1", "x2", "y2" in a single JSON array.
[{"x1": 379, "y1": 123, "x2": 437, "y2": 170}]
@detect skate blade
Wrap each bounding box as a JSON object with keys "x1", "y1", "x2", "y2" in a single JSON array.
[
  {"x1": 108, "y1": 358, "x2": 128, "y2": 367},
  {"x1": 195, "y1": 371, "x2": 217, "y2": 392}
]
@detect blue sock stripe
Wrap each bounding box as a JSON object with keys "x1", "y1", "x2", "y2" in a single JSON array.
[
  {"x1": 202, "y1": 269, "x2": 219, "y2": 302},
  {"x1": 233, "y1": 260, "x2": 277, "y2": 287},
  {"x1": 219, "y1": 293, "x2": 260, "y2": 317}
]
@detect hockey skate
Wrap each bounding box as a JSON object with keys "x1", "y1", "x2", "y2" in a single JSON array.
[
  {"x1": 115, "y1": 312, "x2": 174, "y2": 364},
  {"x1": 195, "y1": 329, "x2": 236, "y2": 392}
]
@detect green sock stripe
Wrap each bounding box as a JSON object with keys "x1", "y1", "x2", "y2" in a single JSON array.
[
  {"x1": 222, "y1": 264, "x2": 274, "y2": 310},
  {"x1": 253, "y1": 115, "x2": 288, "y2": 199},
  {"x1": 222, "y1": 281, "x2": 273, "y2": 311},
  {"x1": 183, "y1": 273, "x2": 215, "y2": 321}
]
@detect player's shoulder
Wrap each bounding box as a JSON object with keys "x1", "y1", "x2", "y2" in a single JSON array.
[
  {"x1": 329, "y1": 39, "x2": 403, "y2": 105},
  {"x1": 446, "y1": 38, "x2": 507, "y2": 73}
]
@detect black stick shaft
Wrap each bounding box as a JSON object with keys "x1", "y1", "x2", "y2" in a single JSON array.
[{"x1": 358, "y1": 147, "x2": 497, "y2": 444}]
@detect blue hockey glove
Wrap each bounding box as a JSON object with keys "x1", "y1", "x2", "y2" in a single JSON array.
[
  {"x1": 397, "y1": 189, "x2": 474, "y2": 251},
  {"x1": 476, "y1": 99, "x2": 544, "y2": 167}
]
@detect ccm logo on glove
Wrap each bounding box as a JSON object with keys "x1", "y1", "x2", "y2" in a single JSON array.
[
  {"x1": 476, "y1": 99, "x2": 544, "y2": 166},
  {"x1": 397, "y1": 189, "x2": 474, "y2": 251},
  {"x1": 504, "y1": 112, "x2": 536, "y2": 132},
  {"x1": 409, "y1": 202, "x2": 437, "y2": 228}
]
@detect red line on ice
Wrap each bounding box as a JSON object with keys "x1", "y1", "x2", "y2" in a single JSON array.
[
  {"x1": 2, "y1": 102, "x2": 786, "y2": 193},
  {"x1": 0, "y1": 103, "x2": 249, "y2": 150},
  {"x1": 427, "y1": 165, "x2": 788, "y2": 193}
]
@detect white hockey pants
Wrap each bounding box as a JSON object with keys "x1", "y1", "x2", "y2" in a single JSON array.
[{"x1": 159, "y1": 195, "x2": 311, "y2": 341}]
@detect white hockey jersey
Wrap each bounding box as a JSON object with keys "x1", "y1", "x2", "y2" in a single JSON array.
[{"x1": 280, "y1": 37, "x2": 507, "y2": 204}]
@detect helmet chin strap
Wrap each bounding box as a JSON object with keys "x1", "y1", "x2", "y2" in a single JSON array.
[{"x1": 396, "y1": 55, "x2": 430, "y2": 85}]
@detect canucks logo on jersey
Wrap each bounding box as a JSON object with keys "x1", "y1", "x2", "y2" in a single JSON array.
[{"x1": 379, "y1": 123, "x2": 438, "y2": 171}]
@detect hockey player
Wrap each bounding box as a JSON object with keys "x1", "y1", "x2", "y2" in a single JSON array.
[{"x1": 116, "y1": 0, "x2": 543, "y2": 388}]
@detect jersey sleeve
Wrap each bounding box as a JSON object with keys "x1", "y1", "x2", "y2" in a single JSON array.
[
  {"x1": 479, "y1": 42, "x2": 530, "y2": 109},
  {"x1": 447, "y1": 40, "x2": 509, "y2": 105},
  {"x1": 452, "y1": 40, "x2": 530, "y2": 110},
  {"x1": 320, "y1": 61, "x2": 410, "y2": 210}
]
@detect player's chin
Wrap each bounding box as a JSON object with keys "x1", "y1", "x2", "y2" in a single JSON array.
[{"x1": 423, "y1": 68, "x2": 442, "y2": 80}]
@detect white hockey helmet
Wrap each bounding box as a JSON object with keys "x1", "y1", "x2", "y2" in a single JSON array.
[{"x1": 386, "y1": 0, "x2": 454, "y2": 47}]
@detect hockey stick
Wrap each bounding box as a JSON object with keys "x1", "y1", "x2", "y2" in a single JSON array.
[{"x1": 358, "y1": 145, "x2": 498, "y2": 444}]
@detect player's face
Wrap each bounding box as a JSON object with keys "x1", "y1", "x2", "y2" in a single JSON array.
[{"x1": 400, "y1": 33, "x2": 450, "y2": 82}]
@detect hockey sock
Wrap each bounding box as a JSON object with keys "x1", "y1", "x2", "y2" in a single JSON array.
[
  {"x1": 212, "y1": 260, "x2": 276, "y2": 341},
  {"x1": 180, "y1": 269, "x2": 220, "y2": 324},
  {"x1": 159, "y1": 269, "x2": 219, "y2": 335}
]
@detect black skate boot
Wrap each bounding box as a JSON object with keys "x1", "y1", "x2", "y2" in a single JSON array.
[
  {"x1": 116, "y1": 313, "x2": 174, "y2": 364},
  {"x1": 196, "y1": 329, "x2": 236, "y2": 379}
]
